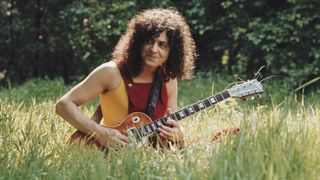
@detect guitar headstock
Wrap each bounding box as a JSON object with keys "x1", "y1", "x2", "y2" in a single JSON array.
[{"x1": 227, "y1": 79, "x2": 264, "y2": 100}]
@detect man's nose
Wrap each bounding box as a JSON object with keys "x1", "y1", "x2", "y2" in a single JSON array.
[{"x1": 151, "y1": 43, "x2": 159, "y2": 52}]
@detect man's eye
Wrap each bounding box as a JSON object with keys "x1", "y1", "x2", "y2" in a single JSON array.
[
  {"x1": 160, "y1": 43, "x2": 168, "y2": 48},
  {"x1": 146, "y1": 40, "x2": 153, "y2": 44}
]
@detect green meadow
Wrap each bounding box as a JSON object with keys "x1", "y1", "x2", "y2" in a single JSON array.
[{"x1": 0, "y1": 75, "x2": 319, "y2": 179}]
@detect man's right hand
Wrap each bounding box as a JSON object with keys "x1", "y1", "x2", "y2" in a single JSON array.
[{"x1": 95, "y1": 125, "x2": 128, "y2": 147}]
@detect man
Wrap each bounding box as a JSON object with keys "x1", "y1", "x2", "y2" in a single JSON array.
[{"x1": 56, "y1": 8, "x2": 196, "y2": 149}]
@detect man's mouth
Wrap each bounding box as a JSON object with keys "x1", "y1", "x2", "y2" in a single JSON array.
[{"x1": 148, "y1": 55, "x2": 158, "y2": 58}]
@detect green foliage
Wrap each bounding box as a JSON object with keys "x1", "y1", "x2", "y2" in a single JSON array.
[
  {"x1": 0, "y1": 0, "x2": 319, "y2": 87},
  {"x1": 187, "y1": 0, "x2": 320, "y2": 87},
  {"x1": 59, "y1": 1, "x2": 136, "y2": 65}
]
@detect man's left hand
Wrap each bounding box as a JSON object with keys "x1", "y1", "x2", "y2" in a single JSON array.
[{"x1": 158, "y1": 108, "x2": 184, "y2": 142}]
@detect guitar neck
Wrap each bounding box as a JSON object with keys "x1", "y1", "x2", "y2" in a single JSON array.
[
  {"x1": 132, "y1": 90, "x2": 231, "y2": 141},
  {"x1": 161, "y1": 90, "x2": 230, "y2": 122}
]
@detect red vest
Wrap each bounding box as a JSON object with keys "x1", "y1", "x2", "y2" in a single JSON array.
[{"x1": 120, "y1": 68, "x2": 168, "y2": 120}]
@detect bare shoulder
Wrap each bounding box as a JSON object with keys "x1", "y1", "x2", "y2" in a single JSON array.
[
  {"x1": 91, "y1": 61, "x2": 122, "y2": 91},
  {"x1": 98, "y1": 61, "x2": 119, "y2": 75},
  {"x1": 166, "y1": 78, "x2": 178, "y2": 88}
]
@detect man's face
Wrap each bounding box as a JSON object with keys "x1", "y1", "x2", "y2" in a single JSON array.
[{"x1": 141, "y1": 31, "x2": 170, "y2": 69}]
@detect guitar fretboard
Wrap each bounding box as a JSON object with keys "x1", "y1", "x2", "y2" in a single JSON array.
[{"x1": 129, "y1": 90, "x2": 231, "y2": 141}]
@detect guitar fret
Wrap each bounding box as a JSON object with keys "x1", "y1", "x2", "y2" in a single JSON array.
[
  {"x1": 154, "y1": 121, "x2": 160, "y2": 128},
  {"x1": 219, "y1": 92, "x2": 225, "y2": 100},
  {"x1": 203, "y1": 99, "x2": 211, "y2": 107},
  {"x1": 147, "y1": 124, "x2": 154, "y2": 133},
  {"x1": 173, "y1": 112, "x2": 182, "y2": 120},
  {"x1": 139, "y1": 127, "x2": 147, "y2": 136},
  {"x1": 178, "y1": 110, "x2": 186, "y2": 118},
  {"x1": 170, "y1": 114, "x2": 178, "y2": 120},
  {"x1": 129, "y1": 128, "x2": 140, "y2": 140},
  {"x1": 215, "y1": 93, "x2": 224, "y2": 102},
  {"x1": 192, "y1": 104, "x2": 200, "y2": 112},
  {"x1": 154, "y1": 120, "x2": 160, "y2": 127},
  {"x1": 187, "y1": 106, "x2": 196, "y2": 114},
  {"x1": 148, "y1": 124, "x2": 155, "y2": 132},
  {"x1": 197, "y1": 102, "x2": 205, "y2": 109},
  {"x1": 136, "y1": 128, "x2": 142, "y2": 137},
  {"x1": 183, "y1": 108, "x2": 190, "y2": 116},
  {"x1": 221, "y1": 91, "x2": 231, "y2": 99},
  {"x1": 177, "y1": 112, "x2": 183, "y2": 120},
  {"x1": 150, "y1": 122, "x2": 157, "y2": 130},
  {"x1": 144, "y1": 126, "x2": 150, "y2": 134},
  {"x1": 134, "y1": 129, "x2": 141, "y2": 140},
  {"x1": 209, "y1": 96, "x2": 217, "y2": 104},
  {"x1": 160, "y1": 118, "x2": 166, "y2": 125},
  {"x1": 174, "y1": 113, "x2": 181, "y2": 120}
]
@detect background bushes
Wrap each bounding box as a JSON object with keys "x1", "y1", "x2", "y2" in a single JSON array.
[{"x1": 0, "y1": 0, "x2": 319, "y2": 87}]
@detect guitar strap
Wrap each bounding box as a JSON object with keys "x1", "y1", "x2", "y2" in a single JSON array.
[{"x1": 147, "y1": 68, "x2": 163, "y2": 119}]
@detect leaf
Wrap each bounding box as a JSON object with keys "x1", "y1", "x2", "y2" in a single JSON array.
[{"x1": 294, "y1": 77, "x2": 320, "y2": 92}]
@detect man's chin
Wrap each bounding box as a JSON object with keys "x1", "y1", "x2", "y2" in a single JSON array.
[
  {"x1": 145, "y1": 59, "x2": 159, "y2": 65},
  {"x1": 144, "y1": 61, "x2": 160, "y2": 69}
]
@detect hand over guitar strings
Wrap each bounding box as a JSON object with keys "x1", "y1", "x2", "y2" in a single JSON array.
[{"x1": 158, "y1": 108, "x2": 184, "y2": 142}]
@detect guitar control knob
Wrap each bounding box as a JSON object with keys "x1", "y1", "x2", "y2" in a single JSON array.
[{"x1": 132, "y1": 116, "x2": 140, "y2": 123}]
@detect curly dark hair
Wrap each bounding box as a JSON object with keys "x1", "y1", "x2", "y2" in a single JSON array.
[{"x1": 112, "y1": 8, "x2": 196, "y2": 81}]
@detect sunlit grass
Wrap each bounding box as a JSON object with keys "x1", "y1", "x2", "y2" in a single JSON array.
[{"x1": 0, "y1": 76, "x2": 319, "y2": 179}]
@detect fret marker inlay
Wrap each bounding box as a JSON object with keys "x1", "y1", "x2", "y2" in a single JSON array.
[
  {"x1": 210, "y1": 97, "x2": 216, "y2": 103},
  {"x1": 188, "y1": 107, "x2": 194, "y2": 113},
  {"x1": 198, "y1": 102, "x2": 205, "y2": 109},
  {"x1": 178, "y1": 111, "x2": 185, "y2": 118}
]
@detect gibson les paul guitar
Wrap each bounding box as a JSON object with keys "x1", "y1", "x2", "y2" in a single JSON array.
[{"x1": 69, "y1": 79, "x2": 264, "y2": 148}]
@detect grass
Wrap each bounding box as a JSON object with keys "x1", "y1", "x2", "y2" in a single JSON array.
[{"x1": 0, "y1": 74, "x2": 319, "y2": 179}]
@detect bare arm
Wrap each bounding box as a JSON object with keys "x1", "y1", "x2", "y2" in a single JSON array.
[
  {"x1": 55, "y1": 62, "x2": 128, "y2": 146},
  {"x1": 158, "y1": 78, "x2": 185, "y2": 148}
]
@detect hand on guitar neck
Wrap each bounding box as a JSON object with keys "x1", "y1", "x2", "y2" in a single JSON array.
[{"x1": 158, "y1": 108, "x2": 184, "y2": 143}]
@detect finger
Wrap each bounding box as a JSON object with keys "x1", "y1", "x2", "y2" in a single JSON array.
[
  {"x1": 165, "y1": 119, "x2": 179, "y2": 127},
  {"x1": 160, "y1": 131, "x2": 180, "y2": 142},
  {"x1": 159, "y1": 132, "x2": 172, "y2": 141},
  {"x1": 116, "y1": 139, "x2": 127, "y2": 145},
  {"x1": 112, "y1": 137, "x2": 127, "y2": 145},
  {"x1": 117, "y1": 133, "x2": 129, "y2": 142},
  {"x1": 110, "y1": 129, "x2": 128, "y2": 142},
  {"x1": 160, "y1": 125, "x2": 174, "y2": 133},
  {"x1": 158, "y1": 126, "x2": 173, "y2": 137}
]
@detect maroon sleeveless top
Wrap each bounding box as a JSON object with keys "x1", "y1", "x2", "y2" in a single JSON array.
[{"x1": 119, "y1": 68, "x2": 168, "y2": 121}]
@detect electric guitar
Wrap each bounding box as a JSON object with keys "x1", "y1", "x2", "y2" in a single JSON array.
[{"x1": 69, "y1": 79, "x2": 264, "y2": 148}]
